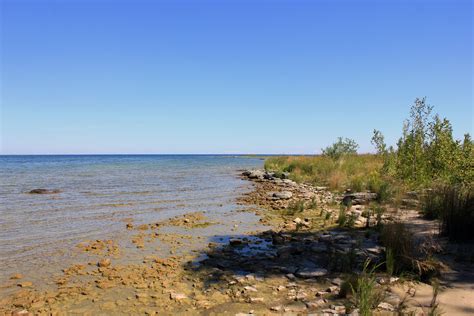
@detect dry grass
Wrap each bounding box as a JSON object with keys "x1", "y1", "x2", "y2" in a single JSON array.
[{"x1": 264, "y1": 155, "x2": 392, "y2": 198}]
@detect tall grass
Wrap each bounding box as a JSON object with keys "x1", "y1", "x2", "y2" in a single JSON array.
[
  {"x1": 423, "y1": 185, "x2": 474, "y2": 242},
  {"x1": 264, "y1": 155, "x2": 391, "y2": 198},
  {"x1": 380, "y1": 222, "x2": 414, "y2": 274},
  {"x1": 386, "y1": 248, "x2": 395, "y2": 276},
  {"x1": 351, "y1": 260, "x2": 383, "y2": 316}
]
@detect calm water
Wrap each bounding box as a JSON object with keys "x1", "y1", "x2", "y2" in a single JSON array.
[{"x1": 0, "y1": 155, "x2": 263, "y2": 289}]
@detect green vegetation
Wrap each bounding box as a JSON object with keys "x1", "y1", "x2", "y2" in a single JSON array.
[
  {"x1": 284, "y1": 199, "x2": 305, "y2": 215},
  {"x1": 386, "y1": 248, "x2": 395, "y2": 276},
  {"x1": 423, "y1": 185, "x2": 474, "y2": 241},
  {"x1": 384, "y1": 97, "x2": 473, "y2": 187},
  {"x1": 265, "y1": 97, "x2": 473, "y2": 240},
  {"x1": 351, "y1": 260, "x2": 383, "y2": 316},
  {"x1": 264, "y1": 154, "x2": 387, "y2": 195},
  {"x1": 380, "y1": 222, "x2": 414, "y2": 275},
  {"x1": 322, "y1": 137, "x2": 359, "y2": 159}
]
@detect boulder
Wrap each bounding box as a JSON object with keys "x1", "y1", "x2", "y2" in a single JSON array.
[{"x1": 243, "y1": 169, "x2": 266, "y2": 180}]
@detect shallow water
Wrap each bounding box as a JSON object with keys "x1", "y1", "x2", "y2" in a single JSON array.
[{"x1": 0, "y1": 155, "x2": 264, "y2": 291}]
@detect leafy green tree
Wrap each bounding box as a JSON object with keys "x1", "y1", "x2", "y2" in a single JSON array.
[
  {"x1": 322, "y1": 137, "x2": 359, "y2": 159},
  {"x1": 371, "y1": 129, "x2": 387, "y2": 155}
]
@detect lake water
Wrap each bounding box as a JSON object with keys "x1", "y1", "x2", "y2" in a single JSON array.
[{"x1": 0, "y1": 155, "x2": 264, "y2": 291}]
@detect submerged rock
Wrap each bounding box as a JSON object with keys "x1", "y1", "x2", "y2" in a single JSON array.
[
  {"x1": 296, "y1": 268, "x2": 328, "y2": 278},
  {"x1": 28, "y1": 189, "x2": 61, "y2": 194}
]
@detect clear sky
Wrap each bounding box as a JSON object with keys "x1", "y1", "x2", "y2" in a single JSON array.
[{"x1": 1, "y1": 0, "x2": 472, "y2": 154}]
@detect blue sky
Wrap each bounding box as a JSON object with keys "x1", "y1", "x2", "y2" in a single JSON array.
[{"x1": 1, "y1": 0, "x2": 472, "y2": 154}]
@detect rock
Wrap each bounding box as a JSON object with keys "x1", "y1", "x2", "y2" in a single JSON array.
[
  {"x1": 30, "y1": 301, "x2": 45, "y2": 309},
  {"x1": 342, "y1": 192, "x2": 377, "y2": 205},
  {"x1": 286, "y1": 273, "x2": 296, "y2": 281},
  {"x1": 284, "y1": 301, "x2": 307, "y2": 312},
  {"x1": 98, "y1": 258, "x2": 111, "y2": 267},
  {"x1": 28, "y1": 189, "x2": 61, "y2": 194},
  {"x1": 306, "y1": 299, "x2": 326, "y2": 309},
  {"x1": 331, "y1": 305, "x2": 346, "y2": 313},
  {"x1": 229, "y1": 239, "x2": 243, "y2": 246},
  {"x1": 377, "y1": 302, "x2": 395, "y2": 311},
  {"x1": 331, "y1": 277, "x2": 343, "y2": 286},
  {"x1": 326, "y1": 286, "x2": 339, "y2": 293},
  {"x1": 389, "y1": 277, "x2": 399, "y2": 284},
  {"x1": 18, "y1": 281, "x2": 33, "y2": 288},
  {"x1": 401, "y1": 198, "x2": 420, "y2": 208},
  {"x1": 273, "y1": 191, "x2": 293, "y2": 200},
  {"x1": 244, "y1": 285, "x2": 258, "y2": 292},
  {"x1": 12, "y1": 310, "x2": 31, "y2": 316},
  {"x1": 170, "y1": 292, "x2": 187, "y2": 300},
  {"x1": 244, "y1": 169, "x2": 265, "y2": 180},
  {"x1": 366, "y1": 246, "x2": 383, "y2": 255},
  {"x1": 296, "y1": 268, "x2": 328, "y2": 278},
  {"x1": 10, "y1": 273, "x2": 23, "y2": 280},
  {"x1": 250, "y1": 297, "x2": 264, "y2": 303},
  {"x1": 296, "y1": 291, "x2": 308, "y2": 300},
  {"x1": 270, "y1": 305, "x2": 282, "y2": 311},
  {"x1": 102, "y1": 301, "x2": 116, "y2": 309}
]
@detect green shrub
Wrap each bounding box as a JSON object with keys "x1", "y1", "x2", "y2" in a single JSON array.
[{"x1": 322, "y1": 137, "x2": 359, "y2": 160}]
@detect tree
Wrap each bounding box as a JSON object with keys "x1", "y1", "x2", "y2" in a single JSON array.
[
  {"x1": 371, "y1": 129, "x2": 387, "y2": 155},
  {"x1": 322, "y1": 137, "x2": 359, "y2": 159}
]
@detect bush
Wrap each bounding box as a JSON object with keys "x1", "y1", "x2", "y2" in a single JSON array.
[{"x1": 322, "y1": 137, "x2": 359, "y2": 160}]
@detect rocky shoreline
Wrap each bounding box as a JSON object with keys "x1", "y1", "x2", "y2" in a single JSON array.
[{"x1": 0, "y1": 169, "x2": 444, "y2": 315}]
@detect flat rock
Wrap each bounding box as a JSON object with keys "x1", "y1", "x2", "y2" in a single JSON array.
[
  {"x1": 273, "y1": 191, "x2": 293, "y2": 199},
  {"x1": 284, "y1": 301, "x2": 307, "y2": 312},
  {"x1": 170, "y1": 292, "x2": 187, "y2": 300},
  {"x1": 296, "y1": 268, "x2": 328, "y2": 278}
]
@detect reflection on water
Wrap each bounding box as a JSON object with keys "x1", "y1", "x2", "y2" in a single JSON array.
[{"x1": 0, "y1": 155, "x2": 263, "y2": 288}]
